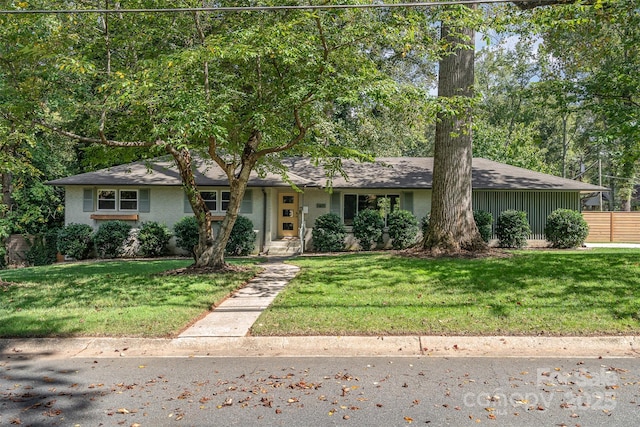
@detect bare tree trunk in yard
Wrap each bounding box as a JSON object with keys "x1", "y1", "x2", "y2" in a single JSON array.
[{"x1": 423, "y1": 18, "x2": 487, "y2": 253}]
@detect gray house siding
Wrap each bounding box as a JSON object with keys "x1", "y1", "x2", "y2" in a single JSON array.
[{"x1": 472, "y1": 190, "x2": 581, "y2": 240}]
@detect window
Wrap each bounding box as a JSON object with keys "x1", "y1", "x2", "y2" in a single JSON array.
[
  {"x1": 97, "y1": 190, "x2": 116, "y2": 210},
  {"x1": 343, "y1": 194, "x2": 399, "y2": 225},
  {"x1": 221, "y1": 191, "x2": 231, "y2": 211},
  {"x1": 119, "y1": 190, "x2": 138, "y2": 211},
  {"x1": 200, "y1": 191, "x2": 217, "y2": 211}
]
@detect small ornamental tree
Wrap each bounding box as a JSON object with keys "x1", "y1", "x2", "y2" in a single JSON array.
[
  {"x1": 388, "y1": 209, "x2": 419, "y2": 249},
  {"x1": 473, "y1": 210, "x2": 493, "y2": 243},
  {"x1": 545, "y1": 209, "x2": 589, "y2": 248},
  {"x1": 496, "y1": 210, "x2": 531, "y2": 249},
  {"x1": 138, "y1": 221, "x2": 172, "y2": 257},
  {"x1": 57, "y1": 223, "x2": 93, "y2": 260},
  {"x1": 93, "y1": 220, "x2": 133, "y2": 258},
  {"x1": 225, "y1": 216, "x2": 256, "y2": 256},
  {"x1": 174, "y1": 216, "x2": 199, "y2": 260},
  {"x1": 353, "y1": 208, "x2": 385, "y2": 250},
  {"x1": 312, "y1": 213, "x2": 346, "y2": 252}
]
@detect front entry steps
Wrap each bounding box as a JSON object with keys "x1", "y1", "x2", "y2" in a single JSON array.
[{"x1": 265, "y1": 238, "x2": 301, "y2": 256}]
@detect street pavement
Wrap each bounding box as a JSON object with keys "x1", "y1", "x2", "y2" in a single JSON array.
[{"x1": 2, "y1": 356, "x2": 639, "y2": 426}]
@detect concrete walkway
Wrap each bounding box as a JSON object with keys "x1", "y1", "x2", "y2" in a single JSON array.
[{"x1": 177, "y1": 259, "x2": 300, "y2": 338}]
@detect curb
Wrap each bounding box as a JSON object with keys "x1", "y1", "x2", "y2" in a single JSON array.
[{"x1": 2, "y1": 336, "x2": 638, "y2": 359}]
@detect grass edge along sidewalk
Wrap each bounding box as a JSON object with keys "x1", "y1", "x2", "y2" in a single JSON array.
[
  {"x1": 251, "y1": 249, "x2": 640, "y2": 337},
  {"x1": 1, "y1": 249, "x2": 640, "y2": 338}
]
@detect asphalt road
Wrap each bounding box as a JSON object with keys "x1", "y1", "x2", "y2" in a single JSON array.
[{"x1": 1, "y1": 356, "x2": 639, "y2": 426}]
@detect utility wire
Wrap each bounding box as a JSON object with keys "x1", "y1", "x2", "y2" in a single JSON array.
[{"x1": 1, "y1": 0, "x2": 529, "y2": 15}]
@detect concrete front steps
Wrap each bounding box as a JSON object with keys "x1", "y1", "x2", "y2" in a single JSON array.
[{"x1": 265, "y1": 238, "x2": 301, "y2": 255}]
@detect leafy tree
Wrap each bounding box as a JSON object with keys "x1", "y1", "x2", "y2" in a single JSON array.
[{"x1": 4, "y1": 1, "x2": 436, "y2": 270}]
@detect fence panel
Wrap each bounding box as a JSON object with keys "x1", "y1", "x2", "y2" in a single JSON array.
[{"x1": 583, "y1": 212, "x2": 640, "y2": 243}]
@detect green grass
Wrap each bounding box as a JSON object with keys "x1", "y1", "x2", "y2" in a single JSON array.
[
  {"x1": 0, "y1": 259, "x2": 259, "y2": 338},
  {"x1": 251, "y1": 249, "x2": 640, "y2": 336}
]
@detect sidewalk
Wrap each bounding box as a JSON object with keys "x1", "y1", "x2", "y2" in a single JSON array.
[{"x1": 1, "y1": 257, "x2": 639, "y2": 360}]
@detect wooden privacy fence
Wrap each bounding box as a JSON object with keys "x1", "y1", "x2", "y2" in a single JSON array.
[{"x1": 582, "y1": 212, "x2": 640, "y2": 243}]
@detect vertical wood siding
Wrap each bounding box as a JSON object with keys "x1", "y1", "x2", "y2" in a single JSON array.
[{"x1": 472, "y1": 191, "x2": 580, "y2": 240}]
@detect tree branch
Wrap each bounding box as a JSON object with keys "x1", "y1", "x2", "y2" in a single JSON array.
[
  {"x1": 255, "y1": 109, "x2": 312, "y2": 156},
  {"x1": 33, "y1": 118, "x2": 161, "y2": 148}
]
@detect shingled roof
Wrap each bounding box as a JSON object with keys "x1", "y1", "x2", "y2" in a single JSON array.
[{"x1": 48, "y1": 156, "x2": 607, "y2": 192}]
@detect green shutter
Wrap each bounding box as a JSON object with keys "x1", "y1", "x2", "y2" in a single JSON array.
[
  {"x1": 240, "y1": 189, "x2": 253, "y2": 214},
  {"x1": 402, "y1": 192, "x2": 414, "y2": 213},
  {"x1": 139, "y1": 189, "x2": 150, "y2": 213},
  {"x1": 184, "y1": 192, "x2": 193, "y2": 213},
  {"x1": 330, "y1": 191, "x2": 341, "y2": 215},
  {"x1": 83, "y1": 189, "x2": 94, "y2": 212}
]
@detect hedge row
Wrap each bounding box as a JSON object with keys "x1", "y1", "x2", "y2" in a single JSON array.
[
  {"x1": 312, "y1": 208, "x2": 589, "y2": 251},
  {"x1": 54, "y1": 216, "x2": 256, "y2": 263}
]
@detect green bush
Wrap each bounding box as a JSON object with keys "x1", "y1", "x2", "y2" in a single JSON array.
[
  {"x1": 496, "y1": 210, "x2": 531, "y2": 248},
  {"x1": 226, "y1": 216, "x2": 257, "y2": 256},
  {"x1": 353, "y1": 208, "x2": 385, "y2": 250},
  {"x1": 388, "y1": 209, "x2": 419, "y2": 249},
  {"x1": 138, "y1": 221, "x2": 172, "y2": 257},
  {"x1": 312, "y1": 213, "x2": 346, "y2": 252},
  {"x1": 473, "y1": 210, "x2": 494, "y2": 243},
  {"x1": 545, "y1": 209, "x2": 589, "y2": 249},
  {"x1": 25, "y1": 229, "x2": 60, "y2": 266},
  {"x1": 174, "y1": 216, "x2": 199, "y2": 259},
  {"x1": 57, "y1": 223, "x2": 94, "y2": 260},
  {"x1": 93, "y1": 220, "x2": 132, "y2": 258},
  {"x1": 420, "y1": 213, "x2": 430, "y2": 239}
]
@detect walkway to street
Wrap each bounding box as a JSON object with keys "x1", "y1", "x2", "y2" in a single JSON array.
[{"x1": 177, "y1": 259, "x2": 300, "y2": 338}]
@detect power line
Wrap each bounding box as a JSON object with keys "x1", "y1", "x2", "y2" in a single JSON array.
[{"x1": 1, "y1": 0, "x2": 526, "y2": 15}]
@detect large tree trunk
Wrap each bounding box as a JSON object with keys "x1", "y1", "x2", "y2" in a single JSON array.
[
  {"x1": 169, "y1": 132, "x2": 261, "y2": 271},
  {"x1": 423, "y1": 17, "x2": 487, "y2": 253}
]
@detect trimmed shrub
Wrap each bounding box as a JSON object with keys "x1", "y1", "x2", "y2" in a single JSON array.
[
  {"x1": 174, "y1": 216, "x2": 199, "y2": 259},
  {"x1": 388, "y1": 209, "x2": 419, "y2": 249},
  {"x1": 353, "y1": 208, "x2": 385, "y2": 250},
  {"x1": 226, "y1": 216, "x2": 257, "y2": 256},
  {"x1": 138, "y1": 221, "x2": 172, "y2": 257},
  {"x1": 496, "y1": 210, "x2": 531, "y2": 248},
  {"x1": 312, "y1": 213, "x2": 346, "y2": 252},
  {"x1": 26, "y1": 229, "x2": 60, "y2": 266},
  {"x1": 545, "y1": 209, "x2": 589, "y2": 249},
  {"x1": 473, "y1": 210, "x2": 494, "y2": 243},
  {"x1": 93, "y1": 220, "x2": 132, "y2": 258},
  {"x1": 420, "y1": 213, "x2": 430, "y2": 239},
  {"x1": 57, "y1": 223, "x2": 94, "y2": 260}
]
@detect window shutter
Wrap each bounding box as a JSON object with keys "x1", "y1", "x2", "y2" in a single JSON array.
[
  {"x1": 139, "y1": 189, "x2": 150, "y2": 213},
  {"x1": 330, "y1": 191, "x2": 341, "y2": 215},
  {"x1": 184, "y1": 192, "x2": 193, "y2": 213},
  {"x1": 240, "y1": 189, "x2": 253, "y2": 214},
  {"x1": 402, "y1": 192, "x2": 414, "y2": 213},
  {"x1": 83, "y1": 189, "x2": 94, "y2": 212}
]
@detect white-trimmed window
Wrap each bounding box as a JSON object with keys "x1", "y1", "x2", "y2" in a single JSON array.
[
  {"x1": 221, "y1": 191, "x2": 231, "y2": 211},
  {"x1": 97, "y1": 189, "x2": 117, "y2": 211},
  {"x1": 119, "y1": 190, "x2": 138, "y2": 211},
  {"x1": 200, "y1": 191, "x2": 217, "y2": 211},
  {"x1": 343, "y1": 194, "x2": 399, "y2": 226}
]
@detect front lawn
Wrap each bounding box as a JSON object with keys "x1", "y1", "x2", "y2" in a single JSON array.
[
  {"x1": 0, "y1": 259, "x2": 259, "y2": 338},
  {"x1": 251, "y1": 249, "x2": 640, "y2": 336}
]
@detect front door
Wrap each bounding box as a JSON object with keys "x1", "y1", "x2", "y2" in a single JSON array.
[{"x1": 278, "y1": 192, "x2": 299, "y2": 238}]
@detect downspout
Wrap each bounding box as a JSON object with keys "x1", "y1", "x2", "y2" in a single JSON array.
[
  {"x1": 261, "y1": 188, "x2": 267, "y2": 254},
  {"x1": 299, "y1": 187, "x2": 306, "y2": 254}
]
